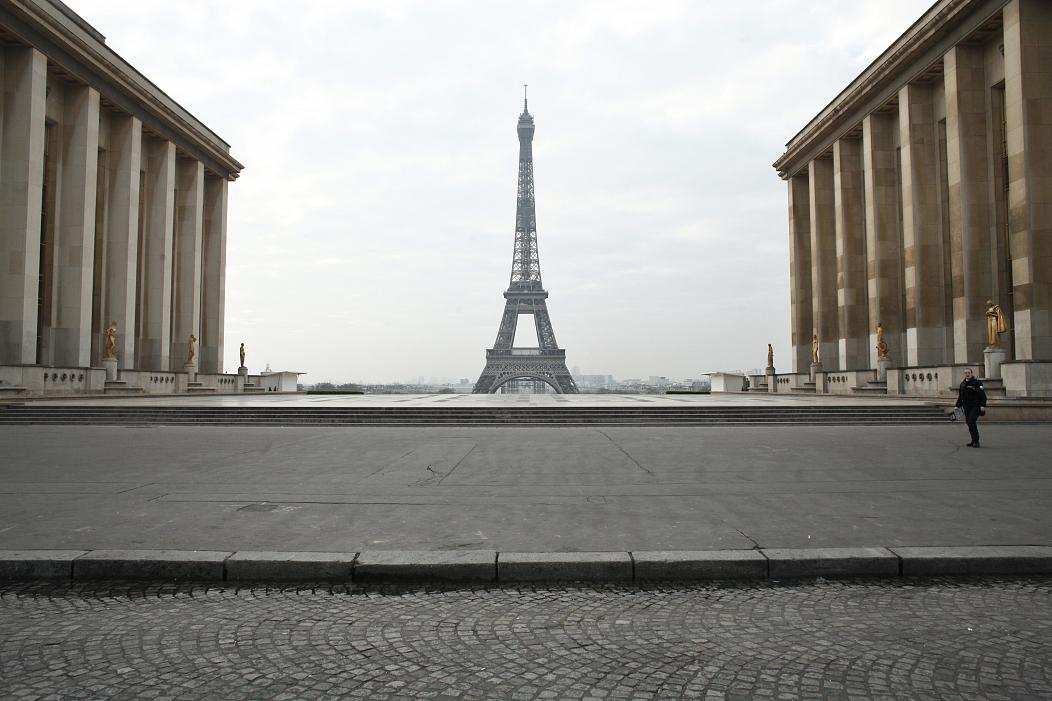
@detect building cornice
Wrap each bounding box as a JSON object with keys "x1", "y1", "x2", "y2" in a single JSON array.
[
  {"x1": 772, "y1": 0, "x2": 1005, "y2": 180},
  {"x1": 0, "y1": 0, "x2": 243, "y2": 180}
]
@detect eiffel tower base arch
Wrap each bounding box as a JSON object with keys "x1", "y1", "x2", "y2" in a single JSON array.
[{"x1": 473, "y1": 350, "x2": 578, "y2": 394}]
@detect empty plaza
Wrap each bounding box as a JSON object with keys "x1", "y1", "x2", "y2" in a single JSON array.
[{"x1": 1, "y1": 395, "x2": 1049, "y2": 555}]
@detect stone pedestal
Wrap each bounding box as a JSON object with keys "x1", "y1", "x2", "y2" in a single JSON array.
[
  {"x1": 984, "y1": 346, "x2": 1007, "y2": 380},
  {"x1": 810, "y1": 362, "x2": 821, "y2": 383},
  {"x1": 766, "y1": 367, "x2": 777, "y2": 393},
  {"x1": 183, "y1": 362, "x2": 197, "y2": 383},
  {"x1": 237, "y1": 366, "x2": 248, "y2": 377},
  {"x1": 102, "y1": 357, "x2": 117, "y2": 381},
  {"x1": 877, "y1": 357, "x2": 891, "y2": 382}
]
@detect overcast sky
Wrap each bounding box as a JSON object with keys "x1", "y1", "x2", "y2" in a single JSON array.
[{"x1": 77, "y1": 0, "x2": 932, "y2": 383}]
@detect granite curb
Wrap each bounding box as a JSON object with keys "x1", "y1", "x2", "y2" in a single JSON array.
[{"x1": 2, "y1": 546, "x2": 1051, "y2": 583}]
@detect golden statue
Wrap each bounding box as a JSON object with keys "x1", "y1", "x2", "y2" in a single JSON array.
[
  {"x1": 187, "y1": 333, "x2": 197, "y2": 363},
  {"x1": 876, "y1": 322, "x2": 888, "y2": 360},
  {"x1": 239, "y1": 343, "x2": 246, "y2": 368},
  {"x1": 811, "y1": 333, "x2": 820, "y2": 365},
  {"x1": 986, "y1": 300, "x2": 1008, "y2": 347},
  {"x1": 766, "y1": 343, "x2": 774, "y2": 369},
  {"x1": 104, "y1": 321, "x2": 117, "y2": 360}
]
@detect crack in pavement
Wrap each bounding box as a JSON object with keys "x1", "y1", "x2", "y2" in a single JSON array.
[
  {"x1": 437, "y1": 444, "x2": 477, "y2": 486},
  {"x1": 734, "y1": 527, "x2": 762, "y2": 549},
  {"x1": 595, "y1": 430, "x2": 653, "y2": 474}
]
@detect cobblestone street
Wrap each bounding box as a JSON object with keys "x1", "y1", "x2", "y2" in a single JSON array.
[{"x1": 1, "y1": 578, "x2": 1050, "y2": 700}]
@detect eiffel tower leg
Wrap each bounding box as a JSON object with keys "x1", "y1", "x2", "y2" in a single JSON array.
[
  {"x1": 532, "y1": 303, "x2": 559, "y2": 349},
  {"x1": 473, "y1": 363, "x2": 500, "y2": 393},
  {"x1": 493, "y1": 302, "x2": 519, "y2": 349},
  {"x1": 549, "y1": 367, "x2": 578, "y2": 394}
]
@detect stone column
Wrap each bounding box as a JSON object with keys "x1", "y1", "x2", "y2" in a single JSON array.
[
  {"x1": 788, "y1": 174, "x2": 813, "y2": 373},
  {"x1": 102, "y1": 115, "x2": 142, "y2": 369},
  {"x1": 138, "y1": 138, "x2": 175, "y2": 371},
  {"x1": 199, "y1": 175, "x2": 228, "y2": 374},
  {"x1": 899, "y1": 83, "x2": 949, "y2": 367},
  {"x1": 945, "y1": 44, "x2": 993, "y2": 365},
  {"x1": 833, "y1": 137, "x2": 869, "y2": 370},
  {"x1": 1003, "y1": 0, "x2": 1052, "y2": 361},
  {"x1": 863, "y1": 112, "x2": 905, "y2": 367},
  {"x1": 0, "y1": 47, "x2": 46, "y2": 366},
  {"x1": 808, "y1": 157, "x2": 839, "y2": 370},
  {"x1": 52, "y1": 84, "x2": 100, "y2": 368},
  {"x1": 170, "y1": 158, "x2": 203, "y2": 371}
]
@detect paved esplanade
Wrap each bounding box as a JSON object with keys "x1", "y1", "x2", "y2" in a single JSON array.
[
  {"x1": 2, "y1": 578, "x2": 1051, "y2": 700},
  {"x1": 0, "y1": 395, "x2": 1049, "y2": 552}
]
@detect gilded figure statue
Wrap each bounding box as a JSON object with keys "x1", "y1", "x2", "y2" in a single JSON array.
[
  {"x1": 985, "y1": 300, "x2": 1008, "y2": 347},
  {"x1": 811, "y1": 333, "x2": 820, "y2": 365},
  {"x1": 104, "y1": 321, "x2": 117, "y2": 360},
  {"x1": 876, "y1": 322, "x2": 888, "y2": 360},
  {"x1": 187, "y1": 334, "x2": 197, "y2": 363},
  {"x1": 239, "y1": 343, "x2": 246, "y2": 368},
  {"x1": 766, "y1": 343, "x2": 774, "y2": 369}
]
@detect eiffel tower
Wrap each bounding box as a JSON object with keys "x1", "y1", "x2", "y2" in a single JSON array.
[{"x1": 473, "y1": 91, "x2": 578, "y2": 394}]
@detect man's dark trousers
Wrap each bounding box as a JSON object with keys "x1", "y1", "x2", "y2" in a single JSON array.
[{"x1": 965, "y1": 406, "x2": 981, "y2": 444}]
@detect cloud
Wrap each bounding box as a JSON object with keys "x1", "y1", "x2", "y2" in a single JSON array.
[{"x1": 76, "y1": 0, "x2": 931, "y2": 381}]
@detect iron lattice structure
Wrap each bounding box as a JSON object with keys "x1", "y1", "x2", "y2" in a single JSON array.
[{"x1": 473, "y1": 96, "x2": 578, "y2": 394}]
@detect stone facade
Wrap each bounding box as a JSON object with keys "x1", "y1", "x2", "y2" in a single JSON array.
[
  {"x1": 774, "y1": 0, "x2": 1052, "y2": 398},
  {"x1": 0, "y1": 0, "x2": 244, "y2": 396}
]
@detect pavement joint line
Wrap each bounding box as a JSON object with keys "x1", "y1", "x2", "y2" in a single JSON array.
[{"x1": 3, "y1": 547, "x2": 1051, "y2": 583}]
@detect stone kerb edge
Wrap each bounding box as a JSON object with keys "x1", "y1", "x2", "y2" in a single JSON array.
[
  {"x1": 0, "y1": 550, "x2": 89, "y2": 580},
  {"x1": 225, "y1": 551, "x2": 360, "y2": 582},
  {"x1": 497, "y1": 552, "x2": 634, "y2": 582},
  {"x1": 890, "y1": 545, "x2": 1052, "y2": 576},
  {"x1": 73, "y1": 549, "x2": 233, "y2": 581},
  {"x1": 2, "y1": 547, "x2": 1052, "y2": 583},
  {"x1": 763, "y1": 547, "x2": 901, "y2": 579},
  {"x1": 631, "y1": 550, "x2": 769, "y2": 581},
  {"x1": 353, "y1": 550, "x2": 498, "y2": 583}
]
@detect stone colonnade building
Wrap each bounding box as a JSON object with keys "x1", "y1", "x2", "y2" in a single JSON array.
[
  {"x1": 773, "y1": 0, "x2": 1052, "y2": 398},
  {"x1": 0, "y1": 0, "x2": 247, "y2": 396}
]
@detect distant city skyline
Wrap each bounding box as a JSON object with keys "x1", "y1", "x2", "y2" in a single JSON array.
[{"x1": 77, "y1": 0, "x2": 932, "y2": 384}]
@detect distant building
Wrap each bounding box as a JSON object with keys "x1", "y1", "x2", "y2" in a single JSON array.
[
  {"x1": 0, "y1": 0, "x2": 243, "y2": 396},
  {"x1": 577, "y1": 374, "x2": 615, "y2": 388},
  {"x1": 773, "y1": 0, "x2": 1052, "y2": 398}
]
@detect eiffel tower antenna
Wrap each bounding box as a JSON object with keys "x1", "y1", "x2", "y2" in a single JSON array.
[
  {"x1": 473, "y1": 96, "x2": 578, "y2": 394},
  {"x1": 523, "y1": 83, "x2": 528, "y2": 111}
]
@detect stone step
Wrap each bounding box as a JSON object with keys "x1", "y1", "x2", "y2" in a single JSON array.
[
  {"x1": 0, "y1": 409, "x2": 944, "y2": 415},
  {"x1": 0, "y1": 408, "x2": 944, "y2": 417},
  {"x1": 0, "y1": 404, "x2": 950, "y2": 426},
  {"x1": 103, "y1": 380, "x2": 145, "y2": 396}
]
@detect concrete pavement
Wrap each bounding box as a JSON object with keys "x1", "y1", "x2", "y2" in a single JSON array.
[
  {"x1": 0, "y1": 423, "x2": 1049, "y2": 563},
  {"x1": 1, "y1": 423, "x2": 1049, "y2": 551}
]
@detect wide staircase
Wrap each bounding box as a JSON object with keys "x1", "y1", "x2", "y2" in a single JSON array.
[{"x1": 0, "y1": 403, "x2": 949, "y2": 426}]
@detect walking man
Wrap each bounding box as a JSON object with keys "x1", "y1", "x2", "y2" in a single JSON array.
[{"x1": 955, "y1": 368, "x2": 987, "y2": 447}]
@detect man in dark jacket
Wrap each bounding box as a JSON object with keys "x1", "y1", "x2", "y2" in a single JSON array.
[{"x1": 955, "y1": 368, "x2": 987, "y2": 447}]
